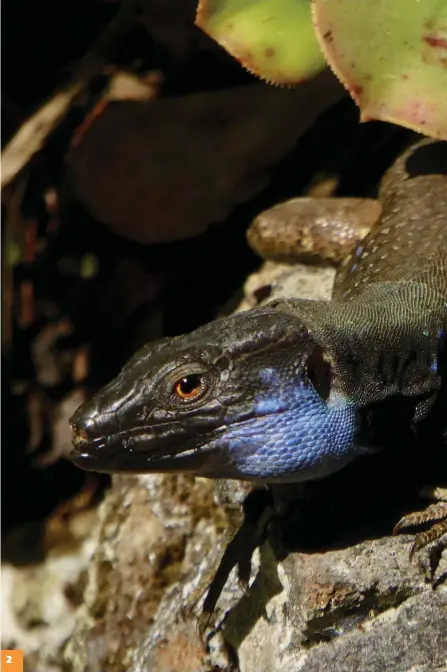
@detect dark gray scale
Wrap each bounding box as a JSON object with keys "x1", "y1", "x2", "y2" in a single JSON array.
[
  {"x1": 332, "y1": 140, "x2": 447, "y2": 421},
  {"x1": 335, "y1": 140, "x2": 447, "y2": 300}
]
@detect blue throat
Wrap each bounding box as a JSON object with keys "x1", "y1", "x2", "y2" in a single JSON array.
[{"x1": 212, "y1": 368, "x2": 360, "y2": 482}]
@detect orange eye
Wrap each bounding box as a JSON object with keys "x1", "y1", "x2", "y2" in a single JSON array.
[{"x1": 173, "y1": 373, "x2": 204, "y2": 401}]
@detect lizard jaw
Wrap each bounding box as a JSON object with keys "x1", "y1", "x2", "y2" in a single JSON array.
[{"x1": 69, "y1": 422, "x2": 238, "y2": 477}]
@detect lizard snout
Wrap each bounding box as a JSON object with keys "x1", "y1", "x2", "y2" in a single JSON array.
[{"x1": 69, "y1": 395, "x2": 119, "y2": 449}]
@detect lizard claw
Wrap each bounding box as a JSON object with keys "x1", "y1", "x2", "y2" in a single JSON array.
[
  {"x1": 197, "y1": 609, "x2": 213, "y2": 642},
  {"x1": 236, "y1": 552, "x2": 252, "y2": 592},
  {"x1": 393, "y1": 487, "x2": 447, "y2": 560},
  {"x1": 408, "y1": 520, "x2": 447, "y2": 561}
]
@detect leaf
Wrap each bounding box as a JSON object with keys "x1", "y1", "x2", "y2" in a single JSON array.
[
  {"x1": 68, "y1": 76, "x2": 342, "y2": 244},
  {"x1": 312, "y1": 0, "x2": 447, "y2": 139},
  {"x1": 196, "y1": 0, "x2": 326, "y2": 85}
]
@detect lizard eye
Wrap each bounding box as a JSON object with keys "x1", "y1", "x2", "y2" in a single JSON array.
[{"x1": 172, "y1": 373, "x2": 206, "y2": 402}]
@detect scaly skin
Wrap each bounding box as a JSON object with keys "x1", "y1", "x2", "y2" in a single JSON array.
[
  {"x1": 70, "y1": 139, "x2": 446, "y2": 481},
  {"x1": 70, "y1": 140, "x2": 447, "y2": 612}
]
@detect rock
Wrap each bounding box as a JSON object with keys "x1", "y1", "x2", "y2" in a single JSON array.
[
  {"x1": 1, "y1": 509, "x2": 98, "y2": 672},
  {"x1": 64, "y1": 474, "x2": 220, "y2": 672},
  {"x1": 235, "y1": 538, "x2": 447, "y2": 672}
]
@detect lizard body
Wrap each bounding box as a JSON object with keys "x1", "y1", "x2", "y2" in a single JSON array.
[{"x1": 70, "y1": 140, "x2": 447, "y2": 493}]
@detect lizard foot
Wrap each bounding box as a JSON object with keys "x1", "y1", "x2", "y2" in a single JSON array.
[
  {"x1": 180, "y1": 487, "x2": 274, "y2": 640},
  {"x1": 393, "y1": 487, "x2": 447, "y2": 560},
  {"x1": 197, "y1": 502, "x2": 274, "y2": 639}
]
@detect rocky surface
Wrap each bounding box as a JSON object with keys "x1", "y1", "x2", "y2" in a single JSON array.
[
  {"x1": 235, "y1": 539, "x2": 447, "y2": 672},
  {"x1": 64, "y1": 473, "x2": 220, "y2": 672},
  {"x1": 1, "y1": 508, "x2": 98, "y2": 672}
]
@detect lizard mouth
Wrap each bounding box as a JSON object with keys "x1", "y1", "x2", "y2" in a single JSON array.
[{"x1": 69, "y1": 424, "x2": 235, "y2": 477}]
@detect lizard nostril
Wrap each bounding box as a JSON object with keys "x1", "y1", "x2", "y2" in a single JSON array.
[
  {"x1": 70, "y1": 394, "x2": 123, "y2": 447},
  {"x1": 69, "y1": 399, "x2": 104, "y2": 441},
  {"x1": 71, "y1": 425, "x2": 89, "y2": 447}
]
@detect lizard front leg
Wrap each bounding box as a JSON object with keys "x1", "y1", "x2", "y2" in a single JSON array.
[{"x1": 180, "y1": 481, "x2": 274, "y2": 637}]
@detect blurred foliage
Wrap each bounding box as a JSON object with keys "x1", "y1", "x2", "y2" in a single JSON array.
[{"x1": 196, "y1": 0, "x2": 447, "y2": 139}]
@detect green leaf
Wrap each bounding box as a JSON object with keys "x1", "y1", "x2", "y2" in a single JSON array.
[
  {"x1": 196, "y1": 0, "x2": 326, "y2": 85},
  {"x1": 313, "y1": 0, "x2": 447, "y2": 139}
]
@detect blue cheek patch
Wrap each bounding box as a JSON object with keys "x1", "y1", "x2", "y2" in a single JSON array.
[
  {"x1": 254, "y1": 395, "x2": 290, "y2": 415},
  {"x1": 257, "y1": 368, "x2": 280, "y2": 385},
  {"x1": 222, "y1": 378, "x2": 359, "y2": 481}
]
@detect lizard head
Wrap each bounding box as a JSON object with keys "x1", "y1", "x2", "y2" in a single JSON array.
[{"x1": 69, "y1": 304, "x2": 358, "y2": 482}]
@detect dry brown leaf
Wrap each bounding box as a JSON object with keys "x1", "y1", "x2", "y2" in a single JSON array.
[{"x1": 68, "y1": 71, "x2": 344, "y2": 244}]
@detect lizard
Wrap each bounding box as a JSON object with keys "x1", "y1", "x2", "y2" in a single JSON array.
[{"x1": 69, "y1": 137, "x2": 447, "y2": 620}]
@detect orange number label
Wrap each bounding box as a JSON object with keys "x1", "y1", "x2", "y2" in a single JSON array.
[{"x1": 1, "y1": 651, "x2": 23, "y2": 672}]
